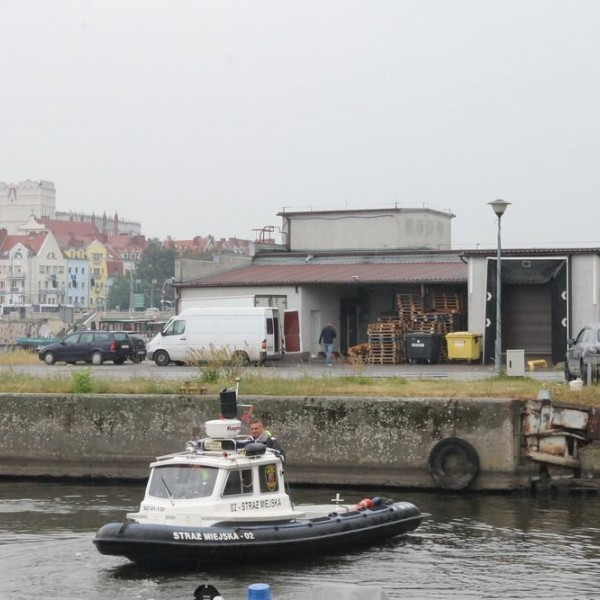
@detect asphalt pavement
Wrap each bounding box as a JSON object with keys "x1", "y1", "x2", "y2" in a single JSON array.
[
  {"x1": 269, "y1": 358, "x2": 566, "y2": 382},
  {"x1": 2, "y1": 357, "x2": 566, "y2": 382}
]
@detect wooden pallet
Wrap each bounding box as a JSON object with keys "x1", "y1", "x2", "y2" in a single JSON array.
[
  {"x1": 348, "y1": 343, "x2": 371, "y2": 363},
  {"x1": 409, "y1": 312, "x2": 459, "y2": 335},
  {"x1": 368, "y1": 341, "x2": 405, "y2": 364},
  {"x1": 368, "y1": 354, "x2": 403, "y2": 365},
  {"x1": 396, "y1": 293, "x2": 424, "y2": 319},
  {"x1": 431, "y1": 292, "x2": 464, "y2": 313},
  {"x1": 179, "y1": 381, "x2": 208, "y2": 395},
  {"x1": 368, "y1": 322, "x2": 406, "y2": 343}
]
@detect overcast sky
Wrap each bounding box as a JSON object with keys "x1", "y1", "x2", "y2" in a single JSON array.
[{"x1": 1, "y1": 1, "x2": 599, "y2": 249}]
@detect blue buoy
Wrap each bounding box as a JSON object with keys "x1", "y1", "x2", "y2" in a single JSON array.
[{"x1": 247, "y1": 583, "x2": 271, "y2": 600}]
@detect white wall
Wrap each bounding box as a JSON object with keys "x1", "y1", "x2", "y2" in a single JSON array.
[
  {"x1": 179, "y1": 286, "x2": 300, "y2": 312},
  {"x1": 467, "y1": 257, "x2": 489, "y2": 343},
  {"x1": 299, "y1": 286, "x2": 344, "y2": 356},
  {"x1": 285, "y1": 209, "x2": 453, "y2": 252},
  {"x1": 0, "y1": 180, "x2": 56, "y2": 234},
  {"x1": 570, "y1": 254, "x2": 600, "y2": 336}
]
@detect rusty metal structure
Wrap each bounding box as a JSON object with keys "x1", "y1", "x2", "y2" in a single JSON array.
[{"x1": 523, "y1": 391, "x2": 600, "y2": 489}]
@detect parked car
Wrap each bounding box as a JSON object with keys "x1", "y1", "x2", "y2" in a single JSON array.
[
  {"x1": 38, "y1": 330, "x2": 134, "y2": 365},
  {"x1": 128, "y1": 334, "x2": 147, "y2": 363},
  {"x1": 565, "y1": 323, "x2": 600, "y2": 382}
]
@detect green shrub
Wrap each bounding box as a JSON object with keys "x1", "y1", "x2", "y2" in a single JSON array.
[
  {"x1": 72, "y1": 369, "x2": 93, "y2": 394},
  {"x1": 200, "y1": 368, "x2": 221, "y2": 383}
]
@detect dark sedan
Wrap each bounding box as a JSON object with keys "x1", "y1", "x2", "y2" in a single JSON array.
[
  {"x1": 38, "y1": 331, "x2": 133, "y2": 365},
  {"x1": 565, "y1": 323, "x2": 600, "y2": 382}
]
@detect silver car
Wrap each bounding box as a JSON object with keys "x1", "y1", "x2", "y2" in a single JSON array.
[{"x1": 565, "y1": 323, "x2": 600, "y2": 382}]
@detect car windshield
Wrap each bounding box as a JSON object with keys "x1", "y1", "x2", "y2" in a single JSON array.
[
  {"x1": 576, "y1": 329, "x2": 591, "y2": 344},
  {"x1": 163, "y1": 320, "x2": 185, "y2": 336},
  {"x1": 147, "y1": 464, "x2": 218, "y2": 499}
]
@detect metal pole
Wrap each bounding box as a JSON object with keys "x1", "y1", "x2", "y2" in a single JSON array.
[
  {"x1": 495, "y1": 215, "x2": 502, "y2": 375},
  {"x1": 129, "y1": 270, "x2": 134, "y2": 313}
]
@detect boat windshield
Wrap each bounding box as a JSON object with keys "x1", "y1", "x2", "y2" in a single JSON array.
[{"x1": 147, "y1": 464, "x2": 218, "y2": 499}]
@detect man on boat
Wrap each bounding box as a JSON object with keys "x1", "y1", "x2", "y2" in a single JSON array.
[{"x1": 249, "y1": 418, "x2": 284, "y2": 455}]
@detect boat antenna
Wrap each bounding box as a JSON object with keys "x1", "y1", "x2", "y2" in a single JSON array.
[{"x1": 285, "y1": 477, "x2": 296, "y2": 510}]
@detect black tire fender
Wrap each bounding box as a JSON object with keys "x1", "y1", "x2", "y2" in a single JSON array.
[{"x1": 429, "y1": 437, "x2": 480, "y2": 490}]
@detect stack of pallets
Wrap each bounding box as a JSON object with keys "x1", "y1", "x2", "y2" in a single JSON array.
[
  {"x1": 396, "y1": 293, "x2": 424, "y2": 320},
  {"x1": 431, "y1": 292, "x2": 463, "y2": 314},
  {"x1": 410, "y1": 312, "x2": 459, "y2": 335},
  {"x1": 367, "y1": 319, "x2": 406, "y2": 364},
  {"x1": 347, "y1": 343, "x2": 371, "y2": 364},
  {"x1": 363, "y1": 291, "x2": 467, "y2": 364}
]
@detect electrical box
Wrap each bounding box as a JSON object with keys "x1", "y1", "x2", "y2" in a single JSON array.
[{"x1": 506, "y1": 349, "x2": 525, "y2": 376}]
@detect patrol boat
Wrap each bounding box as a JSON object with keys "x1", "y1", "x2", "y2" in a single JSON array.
[{"x1": 93, "y1": 388, "x2": 425, "y2": 567}]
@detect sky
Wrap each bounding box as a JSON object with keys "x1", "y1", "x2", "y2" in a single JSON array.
[{"x1": 1, "y1": 1, "x2": 599, "y2": 250}]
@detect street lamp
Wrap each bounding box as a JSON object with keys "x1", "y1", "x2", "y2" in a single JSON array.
[
  {"x1": 161, "y1": 277, "x2": 175, "y2": 311},
  {"x1": 488, "y1": 199, "x2": 511, "y2": 375},
  {"x1": 150, "y1": 279, "x2": 157, "y2": 308}
]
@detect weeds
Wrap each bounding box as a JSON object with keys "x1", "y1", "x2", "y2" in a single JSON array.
[
  {"x1": 189, "y1": 345, "x2": 250, "y2": 383},
  {"x1": 0, "y1": 349, "x2": 39, "y2": 366},
  {"x1": 200, "y1": 368, "x2": 221, "y2": 384},
  {"x1": 1, "y1": 346, "x2": 600, "y2": 408},
  {"x1": 72, "y1": 369, "x2": 93, "y2": 393}
]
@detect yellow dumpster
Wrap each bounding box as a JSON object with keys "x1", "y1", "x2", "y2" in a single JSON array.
[{"x1": 445, "y1": 332, "x2": 482, "y2": 362}]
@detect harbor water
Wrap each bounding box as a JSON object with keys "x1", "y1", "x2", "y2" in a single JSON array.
[{"x1": 1, "y1": 481, "x2": 600, "y2": 599}]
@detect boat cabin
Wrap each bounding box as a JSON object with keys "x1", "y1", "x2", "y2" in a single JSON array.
[{"x1": 126, "y1": 416, "x2": 299, "y2": 527}]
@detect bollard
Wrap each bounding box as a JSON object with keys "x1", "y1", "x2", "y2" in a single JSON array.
[{"x1": 248, "y1": 583, "x2": 271, "y2": 600}]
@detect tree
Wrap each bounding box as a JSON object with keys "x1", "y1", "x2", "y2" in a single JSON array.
[
  {"x1": 134, "y1": 240, "x2": 178, "y2": 306},
  {"x1": 106, "y1": 275, "x2": 132, "y2": 310},
  {"x1": 135, "y1": 239, "x2": 176, "y2": 281}
]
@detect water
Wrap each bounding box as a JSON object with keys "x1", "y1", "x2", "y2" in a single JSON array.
[{"x1": 1, "y1": 481, "x2": 600, "y2": 600}]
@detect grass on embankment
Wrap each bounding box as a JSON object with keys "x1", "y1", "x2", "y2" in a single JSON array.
[{"x1": 0, "y1": 349, "x2": 599, "y2": 407}]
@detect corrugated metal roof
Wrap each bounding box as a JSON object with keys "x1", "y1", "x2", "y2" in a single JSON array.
[
  {"x1": 180, "y1": 262, "x2": 468, "y2": 288},
  {"x1": 462, "y1": 247, "x2": 600, "y2": 256}
]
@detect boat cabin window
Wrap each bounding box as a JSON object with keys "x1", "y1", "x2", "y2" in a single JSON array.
[
  {"x1": 222, "y1": 468, "x2": 253, "y2": 496},
  {"x1": 259, "y1": 464, "x2": 280, "y2": 493},
  {"x1": 147, "y1": 465, "x2": 218, "y2": 499}
]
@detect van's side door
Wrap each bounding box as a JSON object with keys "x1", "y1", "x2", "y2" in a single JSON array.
[{"x1": 265, "y1": 310, "x2": 283, "y2": 357}]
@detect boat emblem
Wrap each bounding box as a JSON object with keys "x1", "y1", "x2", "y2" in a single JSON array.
[{"x1": 264, "y1": 464, "x2": 277, "y2": 491}]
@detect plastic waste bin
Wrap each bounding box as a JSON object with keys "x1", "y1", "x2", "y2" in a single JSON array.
[
  {"x1": 445, "y1": 332, "x2": 482, "y2": 362},
  {"x1": 405, "y1": 332, "x2": 444, "y2": 364}
]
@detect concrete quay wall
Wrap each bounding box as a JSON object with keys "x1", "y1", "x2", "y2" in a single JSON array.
[{"x1": 0, "y1": 393, "x2": 529, "y2": 491}]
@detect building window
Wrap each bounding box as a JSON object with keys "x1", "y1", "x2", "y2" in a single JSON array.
[{"x1": 255, "y1": 295, "x2": 287, "y2": 310}]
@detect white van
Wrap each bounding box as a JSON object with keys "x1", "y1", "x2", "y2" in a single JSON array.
[{"x1": 146, "y1": 307, "x2": 284, "y2": 366}]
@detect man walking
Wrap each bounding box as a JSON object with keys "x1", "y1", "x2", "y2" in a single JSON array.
[{"x1": 319, "y1": 322, "x2": 337, "y2": 366}]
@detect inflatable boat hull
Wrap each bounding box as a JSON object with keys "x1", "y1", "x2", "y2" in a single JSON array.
[{"x1": 94, "y1": 501, "x2": 423, "y2": 566}]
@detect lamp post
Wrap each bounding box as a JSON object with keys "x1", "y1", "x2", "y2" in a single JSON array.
[
  {"x1": 129, "y1": 269, "x2": 134, "y2": 313},
  {"x1": 161, "y1": 277, "x2": 175, "y2": 311},
  {"x1": 150, "y1": 279, "x2": 157, "y2": 308},
  {"x1": 488, "y1": 199, "x2": 510, "y2": 375}
]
